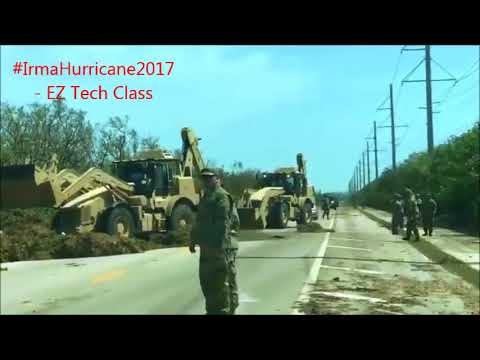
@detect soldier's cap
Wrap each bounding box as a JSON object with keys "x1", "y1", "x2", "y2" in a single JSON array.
[{"x1": 200, "y1": 168, "x2": 217, "y2": 177}]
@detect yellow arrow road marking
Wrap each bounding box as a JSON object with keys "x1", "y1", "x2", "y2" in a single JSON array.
[{"x1": 91, "y1": 268, "x2": 127, "y2": 286}]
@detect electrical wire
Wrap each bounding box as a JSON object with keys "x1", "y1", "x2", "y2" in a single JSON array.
[
  {"x1": 401, "y1": 57, "x2": 425, "y2": 82},
  {"x1": 391, "y1": 46, "x2": 404, "y2": 84},
  {"x1": 431, "y1": 57, "x2": 457, "y2": 79}
]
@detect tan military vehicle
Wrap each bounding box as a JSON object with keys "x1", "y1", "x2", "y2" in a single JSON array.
[
  {"x1": 0, "y1": 128, "x2": 206, "y2": 238},
  {"x1": 237, "y1": 153, "x2": 317, "y2": 229}
]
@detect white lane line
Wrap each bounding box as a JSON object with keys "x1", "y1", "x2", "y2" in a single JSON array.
[
  {"x1": 328, "y1": 236, "x2": 365, "y2": 242},
  {"x1": 328, "y1": 245, "x2": 372, "y2": 252},
  {"x1": 313, "y1": 292, "x2": 386, "y2": 303},
  {"x1": 319, "y1": 265, "x2": 383, "y2": 275},
  {"x1": 239, "y1": 292, "x2": 259, "y2": 303},
  {"x1": 375, "y1": 308, "x2": 403, "y2": 315},
  {"x1": 291, "y1": 217, "x2": 335, "y2": 315}
]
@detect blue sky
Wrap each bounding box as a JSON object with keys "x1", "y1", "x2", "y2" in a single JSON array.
[{"x1": 1, "y1": 45, "x2": 478, "y2": 193}]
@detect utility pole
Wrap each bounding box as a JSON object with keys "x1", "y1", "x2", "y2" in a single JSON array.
[
  {"x1": 353, "y1": 170, "x2": 356, "y2": 192},
  {"x1": 362, "y1": 152, "x2": 366, "y2": 188},
  {"x1": 373, "y1": 121, "x2": 378, "y2": 179},
  {"x1": 402, "y1": 45, "x2": 456, "y2": 154},
  {"x1": 425, "y1": 45, "x2": 434, "y2": 153},
  {"x1": 353, "y1": 166, "x2": 356, "y2": 192},
  {"x1": 389, "y1": 83, "x2": 396, "y2": 168},
  {"x1": 358, "y1": 161, "x2": 362, "y2": 190},
  {"x1": 366, "y1": 121, "x2": 380, "y2": 180},
  {"x1": 353, "y1": 168, "x2": 356, "y2": 192},
  {"x1": 378, "y1": 83, "x2": 408, "y2": 171},
  {"x1": 355, "y1": 164, "x2": 360, "y2": 192},
  {"x1": 366, "y1": 141, "x2": 371, "y2": 184}
]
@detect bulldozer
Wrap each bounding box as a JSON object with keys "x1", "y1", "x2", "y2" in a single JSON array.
[
  {"x1": 0, "y1": 127, "x2": 206, "y2": 238},
  {"x1": 237, "y1": 153, "x2": 317, "y2": 229}
]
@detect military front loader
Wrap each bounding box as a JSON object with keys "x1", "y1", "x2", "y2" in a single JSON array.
[
  {"x1": 0, "y1": 127, "x2": 206, "y2": 238},
  {"x1": 237, "y1": 153, "x2": 317, "y2": 229}
]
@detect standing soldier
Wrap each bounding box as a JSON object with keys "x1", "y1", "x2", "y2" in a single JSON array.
[
  {"x1": 403, "y1": 188, "x2": 420, "y2": 241},
  {"x1": 416, "y1": 193, "x2": 423, "y2": 229},
  {"x1": 391, "y1": 193, "x2": 404, "y2": 235},
  {"x1": 421, "y1": 193, "x2": 437, "y2": 236},
  {"x1": 189, "y1": 168, "x2": 239, "y2": 315},
  {"x1": 322, "y1": 196, "x2": 330, "y2": 220}
]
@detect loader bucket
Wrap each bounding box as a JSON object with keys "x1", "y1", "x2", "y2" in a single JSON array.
[
  {"x1": 238, "y1": 207, "x2": 265, "y2": 229},
  {"x1": 0, "y1": 165, "x2": 61, "y2": 209}
]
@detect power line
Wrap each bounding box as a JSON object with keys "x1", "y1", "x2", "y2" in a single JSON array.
[
  {"x1": 436, "y1": 60, "x2": 479, "y2": 107},
  {"x1": 431, "y1": 57, "x2": 457, "y2": 79},
  {"x1": 457, "y1": 60, "x2": 480, "y2": 82},
  {"x1": 437, "y1": 68, "x2": 479, "y2": 108},
  {"x1": 391, "y1": 47, "x2": 404, "y2": 84},
  {"x1": 396, "y1": 116, "x2": 417, "y2": 148},
  {"x1": 401, "y1": 57, "x2": 425, "y2": 82}
]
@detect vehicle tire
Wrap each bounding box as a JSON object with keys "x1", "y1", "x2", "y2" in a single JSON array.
[
  {"x1": 269, "y1": 202, "x2": 289, "y2": 229},
  {"x1": 51, "y1": 213, "x2": 63, "y2": 234},
  {"x1": 298, "y1": 202, "x2": 313, "y2": 225},
  {"x1": 105, "y1": 207, "x2": 135, "y2": 239},
  {"x1": 170, "y1": 203, "x2": 196, "y2": 232}
]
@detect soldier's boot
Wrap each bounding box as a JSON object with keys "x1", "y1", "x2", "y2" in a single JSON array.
[
  {"x1": 422, "y1": 227, "x2": 428, "y2": 236},
  {"x1": 392, "y1": 224, "x2": 399, "y2": 235},
  {"x1": 414, "y1": 228, "x2": 420, "y2": 241},
  {"x1": 402, "y1": 228, "x2": 411, "y2": 240}
]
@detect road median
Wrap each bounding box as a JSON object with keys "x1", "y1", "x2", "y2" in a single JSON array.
[{"x1": 357, "y1": 206, "x2": 479, "y2": 289}]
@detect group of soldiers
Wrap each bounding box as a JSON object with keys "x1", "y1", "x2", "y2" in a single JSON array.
[
  {"x1": 189, "y1": 172, "x2": 441, "y2": 314},
  {"x1": 391, "y1": 187, "x2": 438, "y2": 241}
]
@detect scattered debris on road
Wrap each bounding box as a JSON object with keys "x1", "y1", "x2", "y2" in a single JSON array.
[
  {"x1": 333, "y1": 277, "x2": 340, "y2": 281},
  {"x1": 297, "y1": 222, "x2": 335, "y2": 233},
  {"x1": 296, "y1": 272, "x2": 479, "y2": 315}
]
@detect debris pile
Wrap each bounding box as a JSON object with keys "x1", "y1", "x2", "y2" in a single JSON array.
[{"x1": 0, "y1": 209, "x2": 192, "y2": 262}]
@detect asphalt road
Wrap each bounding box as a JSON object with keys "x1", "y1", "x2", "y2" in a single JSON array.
[{"x1": 1, "y1": 207, "x2": 478, "y2": 315}]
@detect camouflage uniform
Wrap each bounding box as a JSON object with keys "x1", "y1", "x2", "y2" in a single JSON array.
[
  {"x1": 403, "y1": 189, "x2": 420, "y2": 241},
  {"x1": 416, "y1": 194, "x2": 423, "y2": 228},
  {"x1": 391, "y1": 194, "x2": 404, "y2": 235},
  {"x1": 191, "y1": 185, "x2": 239, "y2": 315},
  {"x1": 322, "y1": 197, "x2": 330, "y2": 219},
  {"x1": 421, "y1": 196, "x2": 437, "y2": 236}
]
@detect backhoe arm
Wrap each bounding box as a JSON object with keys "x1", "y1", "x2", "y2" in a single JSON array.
[{"x1": 181, "y1": 127, "x2": 206, "y2": 177}]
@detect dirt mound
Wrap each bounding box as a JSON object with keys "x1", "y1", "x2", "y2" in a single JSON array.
[
  {"x1": 0, "y1": 209, "x2": 191, "y2": 262},
  {"x1": 1, "y1": 208, "x2": 62, "y2": 262},
  {"x1": 297, "y1": 222, "x2": 335, "y2": 233}
]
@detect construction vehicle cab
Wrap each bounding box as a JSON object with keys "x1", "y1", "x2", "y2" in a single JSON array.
[
  {"x1": 258, "y1": 170, "x2": 308, "y2": 197},
  {"x1": 112, "y1": 158, "x2": 181, "y2": 197}
]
